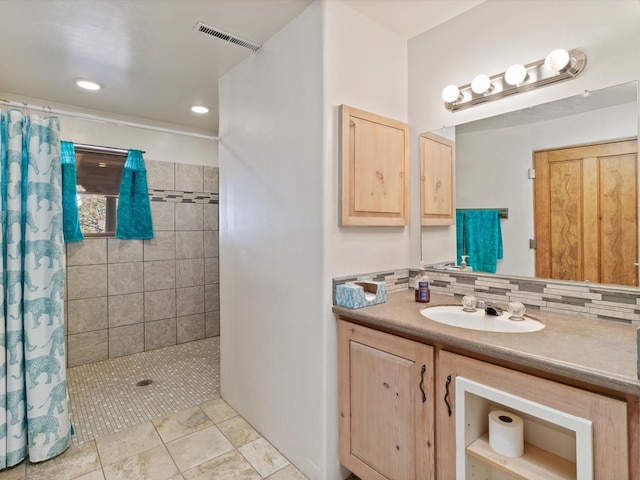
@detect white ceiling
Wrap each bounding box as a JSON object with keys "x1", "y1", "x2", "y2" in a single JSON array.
[{"x1": 0, "y1": 0, "x2": 482, "y2": 137}]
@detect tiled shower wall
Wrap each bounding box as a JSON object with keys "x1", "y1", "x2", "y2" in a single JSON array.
[{"x1": 65, "y1": 161, "x2": 219, "y2": 367}]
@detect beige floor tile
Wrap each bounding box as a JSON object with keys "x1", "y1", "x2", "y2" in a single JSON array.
[
  {"x1": 166, "y1": 425, "x2": 234, "y2": 472},
  {"x1": 238, "y1": 437, "x2": 290, "y2": 478},
  {"x1": 0, "y1": 463, "x2": 25, "y2": 480},
  {"x1": 74, "y1": 469, "x2": 105, "y2": 480},
  {"x1": 26, "y1": 441, "x2": 101, "y2": 480},
  {"x1": 265, "y1": 464, "x2": 308, "y2": 479},
  {"x1": 181, "y1": 450, "x2": 260, "y2": 480},
  {"x1": 217, "y1": 416, "x2": 261, "y2": 448},
  {"x1": 152, "y1": 406, "x2": 214, "y2": 443},
  {"x1": 103, "y1": 444, "x2": 179, "y2": 480},
  {"x1": 168, "y1": 475, "x2": 185, "y2": 480},
  {"x1": 199, "y1": 398, "x2": 237, "y2": 424},
  {"x1": 95, "y1": 422, "x2": 163, "y2": 466}
]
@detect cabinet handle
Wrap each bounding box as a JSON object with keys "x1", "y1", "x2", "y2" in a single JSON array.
[
  {"x1": 444, "y1": 374, "x2": 452, "y2": 416},
  {"x1": 419, "y1": 365, "x2": 427, "y2": 403}
]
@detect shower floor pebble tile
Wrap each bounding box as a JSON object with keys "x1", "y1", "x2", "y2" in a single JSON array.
[
  {"x1": 67, "y1": 337, "x2": 220, "y2": 445},
  {"x1": 0, "y1": 400, "x2": 309, "y2": 480}
]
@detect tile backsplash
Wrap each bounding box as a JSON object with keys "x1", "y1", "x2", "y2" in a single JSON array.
[
  {"x1": 65, "y1": 160, "x2": 219, "y2": 367},
  {"x1": 333, "y1": 267, "x2": 640, "y2": 325}
]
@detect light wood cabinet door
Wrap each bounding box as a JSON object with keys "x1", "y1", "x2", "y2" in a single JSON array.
[
  {"x1": 436, "y1": 351, "x2": 630, "y2": 479},
  {"x1": 338, "y1": 320, "x2": 434, "y2": 480},
  {"x1": 420, "y1": 132, "x2": 455, "y2": 226},
  {"x1": 340, "y1": 105, "x2": 410, "y2": 226}
]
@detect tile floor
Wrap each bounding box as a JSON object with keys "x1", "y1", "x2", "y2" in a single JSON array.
[
  {"x1": 67, "y1": 337, "x2": 220, "y2": 445},
  {"x1": 0, "y1": 398, "x2": 308, "y2": 479},
  {"x1": 0, "y1": 336, "x2": 357, "y2": 479},
  {"x1": 0, "y1": 336, "x2": 313, "y2": 479}
]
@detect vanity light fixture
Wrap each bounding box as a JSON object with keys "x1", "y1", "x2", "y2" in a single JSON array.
[{"x1": 441, "y1": 48, "x2": 587, "y2": 112}]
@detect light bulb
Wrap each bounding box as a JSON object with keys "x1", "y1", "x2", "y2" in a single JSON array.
[
  {"x1": 545, "y1": 49, "x2": 570, "y2": 72},
  {"x1": 504, "y1": 64, "x2": 528, "y2": 86},
  {"x1": 441, "y1": 85, "x2": 461, "y2": 103},
  {"x1": 471, "y1": 74, "x2": 492, "y2": 94}
]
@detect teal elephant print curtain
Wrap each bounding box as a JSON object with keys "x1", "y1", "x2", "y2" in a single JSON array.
[{"x1": 1, "y1": 110, "x2": 71, "y2": 467}]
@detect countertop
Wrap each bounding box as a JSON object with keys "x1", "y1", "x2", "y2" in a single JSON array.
[{"x1": 333, "y1": 291, "x2": 640, "y2": 397}]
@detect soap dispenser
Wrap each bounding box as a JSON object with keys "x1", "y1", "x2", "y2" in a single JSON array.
[{"x1": 414, "y1": 270, "x2": 430, "y2": 303}]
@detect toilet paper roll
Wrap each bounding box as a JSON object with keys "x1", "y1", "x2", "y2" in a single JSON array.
[{"x1": 488, "y1": 410, "x2": 524, "y2": 457}]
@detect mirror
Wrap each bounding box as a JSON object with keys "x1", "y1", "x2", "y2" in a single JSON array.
[{"x1": 421, "y1": 81, "x2": 638, "y2": 287}]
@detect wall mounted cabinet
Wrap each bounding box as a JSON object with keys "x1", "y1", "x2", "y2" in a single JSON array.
[
  {"x1": 339, "y1": 105, "x2": 410, "y2": 226},
  {"x1": 420, "y1": 132, "x2": 454, "y2": 226}
]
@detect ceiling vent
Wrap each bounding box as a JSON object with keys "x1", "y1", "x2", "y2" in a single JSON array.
[{"x1": 195, "y1": 22, "x2": 261, "y2": 52}]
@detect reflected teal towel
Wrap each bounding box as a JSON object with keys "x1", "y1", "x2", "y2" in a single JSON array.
[
  {"x1": 456, "y1": 209, "x2": 503, "y2": 273},
  {"x1": 116, "y1": 150, "x2": 153, "y2": 240}
]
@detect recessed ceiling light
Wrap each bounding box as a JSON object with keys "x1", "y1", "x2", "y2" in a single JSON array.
[
  {"x1": 191, "y1": 105, "x2": 209, "y2": 114},
  {"x1": 76, "y1": 79, "x2": 102, "y2": 91}
]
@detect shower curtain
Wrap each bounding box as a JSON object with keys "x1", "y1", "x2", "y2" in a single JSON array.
[{"x1": 1, "y1": 110, "x2": 71, "y2": 468}]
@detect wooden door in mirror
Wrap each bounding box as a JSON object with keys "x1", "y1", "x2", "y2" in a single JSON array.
[{"x1": 534, "y1": 138, "x2": 638, "y2": 286}]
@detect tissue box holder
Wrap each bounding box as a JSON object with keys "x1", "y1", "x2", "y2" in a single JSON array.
[{"x1": 335, "y1": 281, "x2": 386, "y2": 309}]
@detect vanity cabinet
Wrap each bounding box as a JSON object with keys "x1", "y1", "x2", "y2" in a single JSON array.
[
  {"x1": 339, "y1": 105, "x2": 410, "y2": 226},
  {"x1": 337, "y1": 320, "x2": 435, "y2": 480},
  {"x1": 338, "y1": 315, "x2": 636, "y2": 479},
  {"x1": 436, "y1": 351, "x2": 630, "y2": 479},
  {"x1": 420, "y1": 132, "x2": 454, "y2": 226}
]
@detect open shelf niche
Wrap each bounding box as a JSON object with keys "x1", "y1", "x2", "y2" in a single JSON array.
[{"x1": 455, "y1": 377, "x2": 593, "y2": 480}]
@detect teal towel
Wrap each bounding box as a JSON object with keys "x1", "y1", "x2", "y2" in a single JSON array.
[
  {"x1": 60, "y1": 141, "x2": 84, "y2": 242},
  {"x1": 115, "y1": 150, "x2": 153, "y2": 240},
  {"x1": 456, "y1": 209, "x2": 503, "y2": 273},
  {"x1": 456, "y1": 210, "x2": 465, "y2": 264}
]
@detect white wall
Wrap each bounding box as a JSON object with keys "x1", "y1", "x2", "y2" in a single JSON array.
[
  {"x1": 324, "y1": 0, "x2": 410, "y2": 276},
  {"x1": 219, "y1": 1, "x2": 408, "y2": 478},
  {"x1": 323, "y1": 2, "x2": 408, "y2": 479},
  {"x1": 59, "y1": 115, "x2": 217, "y2": 166},
  {"x1": 457, "y1": 101, "x2": 637, "y2": 277},
  {"x1": 218, "y1": 2, "x2": 326, "y2": 478},
  {"x1": 0, "y1": 91, "x2": 217, "y2": 166},
  {"x1": 411, "y1": 0, "x2": 640, "y2": 266}
]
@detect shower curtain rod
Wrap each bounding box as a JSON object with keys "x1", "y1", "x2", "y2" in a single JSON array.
[
  {"x1": 73, "y1": 143, "x2": 145, "y2": 155},
  {"x1": 1, "y1": 98, "x2": 220, "y2": 142}
]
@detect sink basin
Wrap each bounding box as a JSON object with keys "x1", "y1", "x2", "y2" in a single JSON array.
[{"x1": 420, "y1": 305, "x2": 544, "y2": 333}]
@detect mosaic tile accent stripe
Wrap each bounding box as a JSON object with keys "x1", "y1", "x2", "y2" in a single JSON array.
[
  {"x1": 333, "y1": 267, "x2": 640, "y2": 325},
  {"x1": 149, "y1": 189, "x2": 219, "y2": 204},
  {"x1": 415, "y1": 268, "x2": 640, "y2": 325}
]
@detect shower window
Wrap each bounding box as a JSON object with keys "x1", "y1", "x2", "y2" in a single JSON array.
[{"x1": 74, "y1": 147, "x2": 126, "y2": 236}]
